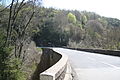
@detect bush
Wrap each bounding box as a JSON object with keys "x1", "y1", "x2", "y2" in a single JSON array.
[
  {"x1": 0, "y1": 47, "x2": 26, "y2": 80},
  {"x1": 67, "y1": 12, "x2": 77, "y2": 24}
]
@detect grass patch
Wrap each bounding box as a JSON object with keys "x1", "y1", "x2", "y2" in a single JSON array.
[{"x1": 36, "y1": 48, "x2": 42, "y2": 52}]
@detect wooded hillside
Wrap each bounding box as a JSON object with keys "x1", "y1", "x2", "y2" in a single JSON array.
[{"x1": 32, "y1": 7, "x2": 120, "y2": 50}]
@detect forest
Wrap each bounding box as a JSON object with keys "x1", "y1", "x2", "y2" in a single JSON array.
[
  {"x1": 0, "y1": 0, "x2": 120, "y2": 80},
  {"x1": 32, "y1": 7, "x2": 120, "y2": 50}
]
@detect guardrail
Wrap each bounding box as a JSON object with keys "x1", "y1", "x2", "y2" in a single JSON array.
[{"x1": 40, "y1": 48, "x2": 68, "y2": 80}]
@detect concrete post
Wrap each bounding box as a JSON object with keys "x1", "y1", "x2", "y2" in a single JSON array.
[{"x1": 40, "y1": 73, "x2": 55, "y2": 80}]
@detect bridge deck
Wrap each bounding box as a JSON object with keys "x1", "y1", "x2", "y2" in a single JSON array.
[{"x1": 53, "y1": 48, "x2": 120, "y2": 80}]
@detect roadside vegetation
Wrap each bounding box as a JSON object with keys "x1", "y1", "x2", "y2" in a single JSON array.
[{"x1": 0, "y1": 0, "x2": 41, "y2": 80}]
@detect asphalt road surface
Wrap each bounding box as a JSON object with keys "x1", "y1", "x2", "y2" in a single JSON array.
[{"x1": 53, "y1": 48, "x2": 120, "y2": 80}]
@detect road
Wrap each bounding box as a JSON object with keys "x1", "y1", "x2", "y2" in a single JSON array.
[{"x1": 53, "y1": 48, "x2": 120, "y2": 80}]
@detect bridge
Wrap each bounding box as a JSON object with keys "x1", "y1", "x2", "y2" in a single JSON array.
[{"x1": 40, "y1": 48, "x2": 120, "y2": 80}]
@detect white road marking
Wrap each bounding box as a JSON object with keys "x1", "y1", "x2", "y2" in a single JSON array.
[
  {"x1": 100, "y1": 62, "x2": 119, "y2": 69},
  {"x1": 87, "y1": 56, "x2": 120, "y2": 69}
]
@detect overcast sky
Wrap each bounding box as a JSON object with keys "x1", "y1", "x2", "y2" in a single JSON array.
[{"x1": 42, "y1": 0, "x2": 120, "y2": 19}]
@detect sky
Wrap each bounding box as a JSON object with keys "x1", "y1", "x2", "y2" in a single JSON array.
[{"x1": 42, "y1": 0, "x2": 120, "y2": 19}]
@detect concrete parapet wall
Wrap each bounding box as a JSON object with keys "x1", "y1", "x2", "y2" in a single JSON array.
[
  {"x1": 32, "y1": 48, "x2": 62, "y2": 80},
  {"x1": 40, "y1": 48, "x2": 68, "y2": 80},
  {"x1": 69, "y1": 48, "x2": 120, "y2": 57}
]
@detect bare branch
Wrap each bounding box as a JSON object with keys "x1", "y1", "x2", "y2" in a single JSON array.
[
  {"x1": 5, "y1": 0, "x2": 15, "y2": 46},
  {"x1": 0, "y1": 4, "x2": 11, "y2": 12}
]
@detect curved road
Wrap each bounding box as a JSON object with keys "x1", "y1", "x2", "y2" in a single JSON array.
[{"x1": 53, "y1": 48, "x2": 120, "y2": 80}]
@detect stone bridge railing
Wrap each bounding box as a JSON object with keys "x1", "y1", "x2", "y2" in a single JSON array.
[{"x1": 40, "y1": 48, "x2": 69, "y2": 80}]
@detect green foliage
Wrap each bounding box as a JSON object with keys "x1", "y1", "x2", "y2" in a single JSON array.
[
  {"x1": 67, "y1": 12, "x2": 77, "y2": 24},
  {"x1": 81, "y1": 14, "x2": 87, "y2": 25},
  {"x1": 32, "y1": 7, "x2": 120, "y2": 50},
  {"x1": 77, "y1": 23, "x2": 83, "y2": 29},
  {"x1": 0, "y1": 28, "x2": 5, "y2": 47},
  {"x1": 6, "y1": 58, "x2": 26, "y2": 80},
  {"x1": 95, "y1": 32, "x2": 101, "y2": 38},
  {"x1": 0, "y1": 2, "x2": 35, "y2": 80},
  {"x1": 106, "y1": 18, "x2": 120, "y2": 27},
  {"x1": 36, "y1": 48, "x2": 42, "y2": 52},
  {"x1": 0, "y1": 47, "x2": 26, "y2": 80},
  {"x1": 30, "y1": 62, "x2": 37, "y2": 71},
  {"x1": 0, "y1": 47, "x2": 11, "y2": 80},
  {"x1": 98, "y1": 18, "x2": 108, "y2": 27},
  {"x1": 118, "y1": 42, "x2": 120, "y2": 49}
]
